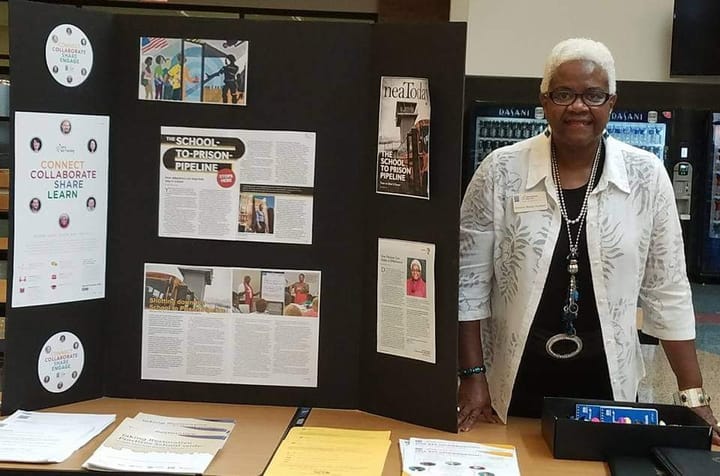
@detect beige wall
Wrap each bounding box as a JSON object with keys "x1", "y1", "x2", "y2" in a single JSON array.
[{"x1": 451, "y1": 0, "x2": 720, "y2": 84}]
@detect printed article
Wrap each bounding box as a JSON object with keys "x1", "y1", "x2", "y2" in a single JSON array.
[
  {"x1": 12, "y1": 111, "x2": 110, "y2": 308},
  {"x1": 400, "y1": 439, "x2": 521, "y2": 476},
  {"x1": 139, "y1": 37, "x2": 248, "y2": 106},
  {"x1": 142, "y1": 263, "x2": 321, "y2": 387},
  {"x1": 158, "y1": 126, "x2": 316, "y2": 244},
  {"x1": 376, "y1": 76, "x2": 430, "y2": 199},
  {"x1": 83, "y1": 415, "x2": 233, "y2": 474},
  {"x1": 377, "y1": 238, "x2": 436, "y2": 363}
]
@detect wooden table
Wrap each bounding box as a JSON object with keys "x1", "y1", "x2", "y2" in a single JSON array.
[
  {"x1": 305, "y1": 408, "x2": 609, "y2": 476},
  {"x1": 0, "y1": 397, "x2": 296, "y2": 475},
  {"x1": 19, "y1": 398, "x2": 720, "y2": 475}
]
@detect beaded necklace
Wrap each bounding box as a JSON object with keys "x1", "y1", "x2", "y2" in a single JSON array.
[{"x1": 545, "y1": 140, "x2": 602, "y2": 359}]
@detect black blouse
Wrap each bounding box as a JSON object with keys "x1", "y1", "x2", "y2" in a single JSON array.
[{"x1": 508, "y1": 152, "x2": 613, "y2": 418}]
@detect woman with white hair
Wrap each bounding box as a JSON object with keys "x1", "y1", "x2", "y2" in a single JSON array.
[
  {"x1": 406, "y1": 259, "x2": 426, "y2": 298},
  {"x1": 458, "y1": 38, "x2": 719, "y2": 441}
]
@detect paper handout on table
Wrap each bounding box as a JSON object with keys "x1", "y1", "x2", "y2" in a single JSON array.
[
  {"x1": 133, "y1": 412, "x2": 236, "y2": 434},
  {"x1": 400, "y1": 438, "x2": 521, "y2": 476},
  {"x1": 0, "y1": 410, "x2": 115, "y2": 463},
  {"x1": 264, "y1": 426, "x2": 392, "y2": 476},
  {"x1": 82, "y1": 414, "x2": 235, "y2": 474}
]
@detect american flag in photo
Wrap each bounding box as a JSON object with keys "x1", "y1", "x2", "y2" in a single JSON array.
[{"x1": 141, "y1": 37, "x2": 169, "y2": 54}]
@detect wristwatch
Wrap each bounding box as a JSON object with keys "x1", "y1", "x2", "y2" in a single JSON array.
[{"x1": 672, "y1": 387, "x2": 712, "y2": 407}]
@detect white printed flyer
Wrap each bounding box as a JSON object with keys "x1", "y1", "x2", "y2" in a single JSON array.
[
  {"x1": 12, "y1": 111, "x2": 109, "y2": 308},
  {"x1": 377, "y1": 238, "x2": 436, "y2": 363}
]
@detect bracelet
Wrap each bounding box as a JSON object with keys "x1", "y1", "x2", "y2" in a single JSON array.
[
  {"x1": 458, "y1": 365, "x2": 486, "y2": 378},
  {"x1": 672, "y1": 387, "x2": 712, "y2": 408}
]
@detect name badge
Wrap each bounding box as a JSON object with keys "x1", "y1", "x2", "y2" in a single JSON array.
[{"x1": 513, "y1": 192, "x2": 548, "y2": 213}]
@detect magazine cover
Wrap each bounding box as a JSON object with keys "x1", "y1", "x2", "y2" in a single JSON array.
[{"x1": 376, "y1": 76, "x2": 430, "y2": 199}]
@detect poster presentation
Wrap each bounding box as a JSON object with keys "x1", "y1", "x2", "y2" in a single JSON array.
[
  {"x1": 12, "y1": 111, "x2": 110, "y2": 308},
  {"x1": 159, "y1": 126, "x2": 316, "y2": 244},
  {"x1": 377, "y1": 238, "x2": 436, "y2": 363},
  {"x1": 142, "y1": 263, "x2": 321, "y2": 387}
]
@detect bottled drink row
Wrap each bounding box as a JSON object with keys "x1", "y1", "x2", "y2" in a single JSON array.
[
  {"x1": 605, "y1": 123, "x2": 666, "y2": 146},
  {"x1": 473, "y1": 119, "x2": 547, "y2": 168},
  {"x1": 473, "y1": 117, "x2": 670, "y2": 168},
  {"x1": 606, "y1": 123, "x2": 667, "y2": 160},
  {"x1": 475, "y1": 139, "x2": 663, "y2": 169},
  {"x1": 474, "y1": 118, "x2": 547, "y2": 141}
]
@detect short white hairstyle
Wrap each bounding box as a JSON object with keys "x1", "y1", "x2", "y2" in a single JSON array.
[
  {"x1": 540, "y1": 38, "x2": 616, "y2": 95},
  {"x1": 410, "y1": 259, "x2": 422, "y2": 272}
]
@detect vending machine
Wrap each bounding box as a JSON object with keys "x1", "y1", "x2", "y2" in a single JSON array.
[
  {"x1": 467, "y1": 103, "x2": 546, "y2": 180},
  {"x1": 696, "y1": 113, "x2": 720, "y2": 279},
  {"x1": 466, "y1": 102, "x2": 674, "y2": 187},
  {"x1": 606, "y1": 109, "x2": 672, "y2": 163}
]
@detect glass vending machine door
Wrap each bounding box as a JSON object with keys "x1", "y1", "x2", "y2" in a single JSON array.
[
  {"x1": 606, "y1": 110, "x2": 671, "y2": 162},
  {"x1": 699, "y1": 113, "x2": 720, "y2": 278},
  {"x1": 470, "y1": 104, "x2": 547, "y2": 172},
  {"x1": 709, "y1": 118, "x2": 720, "y2": 239}
]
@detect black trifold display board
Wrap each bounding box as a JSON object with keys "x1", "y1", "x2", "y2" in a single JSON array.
[{"x1": 4, "y1": 0, "x2": 466, "y2": 432}]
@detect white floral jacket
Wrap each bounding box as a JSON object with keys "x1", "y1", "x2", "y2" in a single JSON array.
[{"x1": 459, "y1": 132, "x2": 695, "y2": 422}]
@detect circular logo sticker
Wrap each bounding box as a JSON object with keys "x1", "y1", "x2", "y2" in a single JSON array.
[
  {"x1": 37, "y1": 331, "x2": 85, "y2": 393},
  {"x1": 217, "y1": 168, "x2": 236, "y2": 188},
  {"x1": 45, "y1": 24, "x2": 93, "y2": 88}
]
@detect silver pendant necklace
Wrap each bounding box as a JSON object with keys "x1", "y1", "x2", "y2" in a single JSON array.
[{"x1": 545, "y1": 140, "x2": 602, "y2": 360}]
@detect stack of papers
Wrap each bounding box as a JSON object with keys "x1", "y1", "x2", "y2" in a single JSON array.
[
  {"x1": 400, "y1": 438, "x2": 521, "y2": 476},
  {"x1": 0, "y1": 410, "x2": 115, "y2": 463},
  {"x1": 82, "y1": 412, "x2": 235, "y2": 474},
  {"x1": 264, "y1": 426, "x2": 391, "y2": 476}
]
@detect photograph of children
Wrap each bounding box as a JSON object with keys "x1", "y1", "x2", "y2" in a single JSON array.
[
  {"x1": 139, "y1": 37, "x2": 248, "y2": 106},
  {"x1": 406, "y1": 257, "x2": 427, "y2": 298},
  {"x1": 238, "y1": 194, "x2": 275, "y2": 234},
  {"x1": 143, "y1": 264, "x2": 232, "y2": 313}
]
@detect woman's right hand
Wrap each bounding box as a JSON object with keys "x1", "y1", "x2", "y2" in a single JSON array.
[{"x1": 457, "y1": 374, "x2": 498, "y2": 431}]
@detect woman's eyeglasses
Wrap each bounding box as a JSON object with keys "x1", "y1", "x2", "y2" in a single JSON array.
[{"x1": 545, "y1": 88, "x2": 612, "y2": 107}]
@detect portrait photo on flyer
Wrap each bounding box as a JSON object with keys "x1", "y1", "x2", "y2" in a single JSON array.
[{"x1": 377, "y1": 238, "x2": 436, "y2": 363}]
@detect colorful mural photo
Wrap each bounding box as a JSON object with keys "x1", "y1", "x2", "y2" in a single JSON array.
[{"x1": 139, "y1": 37, "x2": 248, "y2": 106}]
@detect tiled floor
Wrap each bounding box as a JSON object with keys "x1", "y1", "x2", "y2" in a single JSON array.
[{"x1": 639, "y1": 283, "x2": 720, "y2": 405}]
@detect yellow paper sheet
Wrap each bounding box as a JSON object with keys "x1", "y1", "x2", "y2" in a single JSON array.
[{"x1": 265, "y1": 427, "x2": 391, "y2": 476}]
